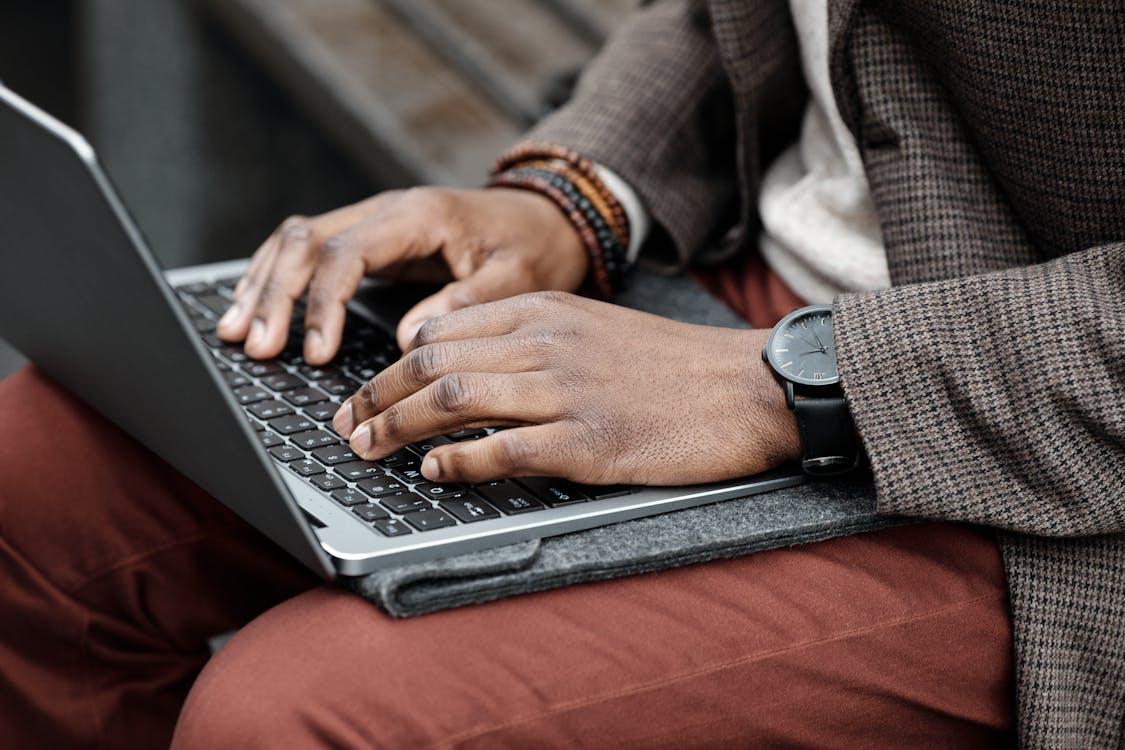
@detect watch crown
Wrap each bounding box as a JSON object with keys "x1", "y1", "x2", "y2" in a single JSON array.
[{"x1": 760, "y1": 347, "x2": 768, "y2": 363}]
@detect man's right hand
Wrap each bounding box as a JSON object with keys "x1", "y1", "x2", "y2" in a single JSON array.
[{"x1": 217, "y1": 186, "x2": 589, "y2": 363}]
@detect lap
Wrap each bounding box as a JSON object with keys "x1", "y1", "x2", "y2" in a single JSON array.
[{"x1": 174, "y1": 522, "x2": 1014, "y2": 749}]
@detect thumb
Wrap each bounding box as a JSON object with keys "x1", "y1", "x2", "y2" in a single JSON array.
[{"x1": 395, "y1": 257, "x2": 540, "y2": 349}]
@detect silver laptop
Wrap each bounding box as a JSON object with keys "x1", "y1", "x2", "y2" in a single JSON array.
[{"x1": 0, "y1": 85, "x2": 803, "y2": 579}]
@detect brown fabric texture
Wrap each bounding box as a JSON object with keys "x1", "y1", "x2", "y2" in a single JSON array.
[{"x1": 531, "y1": 0, "x2": 1125, "y2": 746}]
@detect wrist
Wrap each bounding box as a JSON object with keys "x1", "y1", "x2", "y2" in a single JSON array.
[{"x1": 735, "y1": 329, "x2": 803, "y2": 468}]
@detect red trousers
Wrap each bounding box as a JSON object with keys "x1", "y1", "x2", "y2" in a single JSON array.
[{"x1": 0, "y1": 268, "x2": 1015, "y2": 748}]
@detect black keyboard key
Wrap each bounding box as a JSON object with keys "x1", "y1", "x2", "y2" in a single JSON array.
[
  {"x1": 318, "y1": 376, "x2": 361, "y2": 396},
  {"x1": 311, "y1": 473, "x2": 348, "y2": 492},
  {"x1": 331, "y1": 488, "x2": 368, "y2": 507},
  {"x1": 291, "y1": 430, "x2": 339, "y2": 450},
  {"x1": 247, "y1": 400, "x2": 293, "y2": 420},
  {"x1": 178, "y1": 281, "x2": 212, "y2": 296},
  {"x1": 242, "y1": 361, "x2": 283, "y2": 377},
  {"x1": 197, "y1": 293, "x2": 233, "y2": 317},
  {"x1": 353, "y1": 503, "x2": 391, "y2": 522},
  {"x1": 268, "y1": 414, "x2": 316, "y2": 435},
  {"x1": 222, "y1": 370, "x2": 250, "y2": 389},
  {"x1": 268, "y1": 445, "x2": 304, "y2": 463},
  {"x1": 194, "y1": 317, "x2": 216, "y2": 333},
  {"x1": 296, "y1": 364, "x2": 339, "y2": 380},
  {"x1": 356, "y1": 477, "x2": 406, "y2": 497},
  {"x1": 203, "y1": 334, "x2": 224, "y2": 349},
  {"x1": 380, "y1": 493, "x2": 430, "y2": 514},
  {"x1": 217, "y1": 346, "x2": 249, "y2": 363},
  {"x1": 378, "y1": 449, "x2": 419, "y2": 469},
  {"x1": 476, "y1": 481, "x2": 545, "y2": 515},
  {"x1": 284, "y1": 388, "x2": 329, "y2": 407},
  {"x1": 261, "y1": 373, "x2": 305, "y2": 392},
  {"x1": 408, "y1": 435, "x2": 454, "y2": 455},
  {"x1": 518, "y1": 477, "x2": 589, "y2": 507},
  {"x1": 258, "y1": 431, "x2": 284, "y2": 448},
  {"x1": 389, "y1": 466, "x2": 425, "y2": 484},
  {"x1": 579, "y1": 484, "x2": 634, "y2": 500},
  {"x1": 335, "y1": 461, "x2": 384, "y2": 481},
  {"x1": 412, "y1": 481, "x2": 463, "y2": 500},
  {"x1": 233, "y1": 385, "x2": 270, "y2": 405},
  {"x1": 404, "y1": 508, "x2": 457, "y2": 531},
  {"x1": 248, "y1": 419, "x2": 264, "y2": 431},
  {"x1": 288, "y1": 459, "x2": 325, "y2": 477},
  {"x1": 447, "y1": 428, "x2": 487, "y2": 441},
  {"x1": 372, "y1": 518, "x2": 412, "y2": 537},
  {"x1": 311, "y1": 444, "x2": 358, "y2": 465},
  {"x1": 440, "y1": 495, "x2": 500, "y2": 523},
  {"x1": 304, "y1": 401, "x2": 340, "y2": 422}
]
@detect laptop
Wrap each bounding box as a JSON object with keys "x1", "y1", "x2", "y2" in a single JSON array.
[{"x1": 0, "y1": 85, "x2": 803, "y2": 579}]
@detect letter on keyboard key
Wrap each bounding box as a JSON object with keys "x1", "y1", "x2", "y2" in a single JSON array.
[
  {"x1": 233, "y1": 386, "x2": 270, "y2": 405},
  {"x1": 476, "y1": 481, "x2": 545, "y2": 514},
  {"x1": 517, "y1": 477, "x2": 589, "y2": 507},
  {"x1": 248, "y1": 400, "x2": 293, "y2": 420},
  {"x1": 331, "y1": 488, "x2": 368, "y2": 507},
  {"x1": 403, "y1": 508, "x2": 457, "y2": 531},
  {"x1": 290, "y1": 430, "x2": 338, "y2": 450},
  {"x1": 311, "y1": 474, "x2": 347, "y2": 492},
  {"x1": 440, "y1": 495, "x2": 500, "y2": 523},
  {"x1": 284, "y1": 388, "x2": 329, "y2": 407},
  {"x1": 334, "y1": 461, "x2": 384, "y2": 480},
  {"x1": 380, "y1": 493, "x2": 430, "y2": 514},
  {"x1": 311, "y1": 444, "x2": 358, "y2": 465},
  {"x1": 288, "y1": 459, "x2": 324, "y2": 477},
  {"x1": 268, "y1": 445, "x2": 304, "y2": 463},
  {"x1": 372, "y1": 518, "x2": 412, "y2": 537},
  {"x1": 268, "y1": 414, "x2": 316, "y2": 435}
]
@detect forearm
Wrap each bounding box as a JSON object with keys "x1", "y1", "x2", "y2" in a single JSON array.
[{"x1": 835, "y1": 243, "x2": 1125, "y2": 537}]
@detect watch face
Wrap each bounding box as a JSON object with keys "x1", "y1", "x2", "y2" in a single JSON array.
[{"x1": 766, "y1": 305, "x2": 839, "y2": 386}]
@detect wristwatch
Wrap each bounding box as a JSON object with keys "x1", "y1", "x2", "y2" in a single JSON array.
[{"x1": 762, "y1": 304, "x2": 859, "y2": 476}]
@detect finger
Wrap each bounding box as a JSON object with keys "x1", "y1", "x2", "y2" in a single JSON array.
[
  {"x1": 347, "y1": 373, "x2": 563, "y2": 460},
  {"x1": 303, "y1": 209, "x2": 444, "y2": 365},
  {"x1": 217, "y1": 231, "x2": 282, "y2": 341},
  {"x1": 395, "y1": 257, "x2": 543, "y2": 350},
  {"x1": 419, "y1": 423, "x2": 574, "y2": 483},
  {"x1": 243, "y1": 221, "x2": 325, "y2": 358},
  {"x1": 333, "y1": 335, "x2": 550, "y2": 434}
]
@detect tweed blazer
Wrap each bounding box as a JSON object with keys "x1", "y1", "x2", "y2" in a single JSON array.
[{"x1": 526, "y1": 1, "x2": 1125, "y2": 747}]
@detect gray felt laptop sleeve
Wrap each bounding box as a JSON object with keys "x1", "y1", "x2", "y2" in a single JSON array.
[{"x1": 345, "y1": 271, "x2": 903, "y2": 617}]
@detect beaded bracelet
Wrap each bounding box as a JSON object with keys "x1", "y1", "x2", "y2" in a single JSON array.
[
  {"x1": 490, "y1": 171, "x2": 613, "y2": 298},
  {"x1": 492, "y1": 166, "x2": 628, "y2": 297},
  {"x1": 493, "y1": 142, "x2": 630, "y2": 242},
  {"x1": 521, "y1": 158, "x2": 628, "y2": 246}
]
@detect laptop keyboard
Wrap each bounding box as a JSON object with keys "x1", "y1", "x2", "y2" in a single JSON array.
[{"x1": 176, "y1": 277, "x2": 633, "y2": 538}]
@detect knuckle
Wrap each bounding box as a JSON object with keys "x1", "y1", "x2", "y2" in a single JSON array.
[
  {"x1": 413, "y1": 317, "x2": 443, "y2": 348},
  {"x1": 404, "y1": 186, "x2": 450, "y2": 215},
  {"x1": 494, "y1": 431, "x2": 534, "y2": 471},
  {"x1": 358, "y1": 379, "x2": 379, "y2": 412},
  {"x1": 279, "y1": 215, "x2": 310, "y2": 241},
  {"x1": 380, "y1": 406, "x2": 404, "y2": 441},
  {"x1": 405, "y1": 345, "x2": 442, "y2": 384},
  {"x1": 318, "y1": 234, "x2": 351, "y2": 259},
  {"x1": 433, "y1": 373, "x2": 474, "y2": 416}
]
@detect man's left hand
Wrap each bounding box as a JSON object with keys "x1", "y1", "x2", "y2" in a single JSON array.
[{"x1": 333, "y1": 292, "x2": 801, "y2": 485}]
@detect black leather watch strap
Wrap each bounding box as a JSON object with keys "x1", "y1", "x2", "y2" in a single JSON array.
[{"x1": 791, "y1": 394, "x2": 859, "y2": 475}]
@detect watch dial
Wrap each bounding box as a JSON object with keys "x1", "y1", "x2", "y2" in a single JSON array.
[{"x1": 769, "y1": 308, "x2": 838, "y2": 386}]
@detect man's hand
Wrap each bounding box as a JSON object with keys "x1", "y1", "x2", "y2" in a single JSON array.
[
  {"x1": 217, "y1": 187, "x2": 588, "y2": 363},
  {"x1": 332, "y1": 292, "x2": 801, "y2": 485}
]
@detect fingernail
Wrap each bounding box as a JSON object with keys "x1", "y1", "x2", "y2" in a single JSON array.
[
  {"x1": 350, "y1": 425, "x2": 373, "y2": 456},
  {"x1": 333, "y1": 399, "x2": 355, "y2": 435},
  {"x1": 247, "y1": 319, "x2": 266, "y2": 349},
  {"x1": 305, "y1": 328, "x2": 324, "y2": 360},
  {"x1": 218, "y1": 302, "x2": 240, "y2": 329},
  {"x1": 421, "y1": 456, "x2": 441, "y2": 480}
]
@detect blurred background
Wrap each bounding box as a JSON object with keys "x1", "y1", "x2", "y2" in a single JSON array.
[{"x1": 0, "y1": 0, "x2": 635, "y2": 378}]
